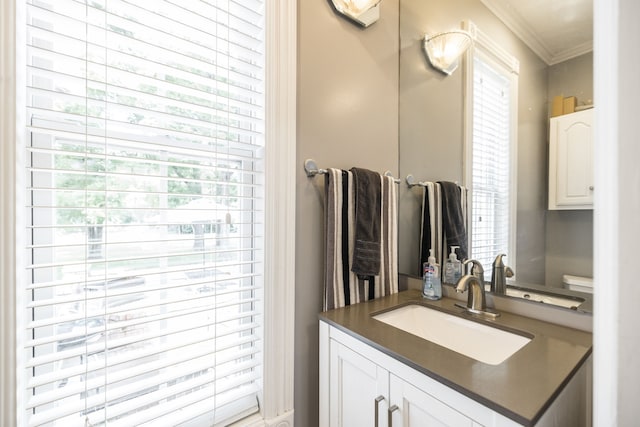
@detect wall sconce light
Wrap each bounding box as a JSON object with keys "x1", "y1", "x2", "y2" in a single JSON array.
[
  {"x1": 423, "y1": 30, "x2": 473, "y2": 75},
  {"x1": 330, "y1": 0, "x2": 381, "y2": 27}
]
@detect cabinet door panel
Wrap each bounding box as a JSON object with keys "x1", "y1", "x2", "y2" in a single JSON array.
[
  {"x1": 329, "y1": 339, "x2": 389, "y2": 427},
  {"x1": 549, "y1": 109, "x2": 594, "y2": 209},
  {"x1": 557, "y1": 116, "x2": 593, "y2": 205},
  {"x1": 390, "y1": 374, "x2": 473, "y2": 427}
]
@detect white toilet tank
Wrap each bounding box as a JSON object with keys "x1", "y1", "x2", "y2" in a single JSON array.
[{"x1": 562, "y1": 274, "x2": 593, "y2": 294}]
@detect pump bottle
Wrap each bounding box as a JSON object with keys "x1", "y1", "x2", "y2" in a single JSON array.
[
  {"x1": 443, "y1": 246, "x2": 462, "y2": 283},
  {"x1": 422, "y1": 249, "x2": 442, "y2": 300}
]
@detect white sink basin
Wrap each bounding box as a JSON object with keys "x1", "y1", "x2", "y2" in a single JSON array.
[{"x1": 373, "y1": 304, "x2": 531, "y2": 365}]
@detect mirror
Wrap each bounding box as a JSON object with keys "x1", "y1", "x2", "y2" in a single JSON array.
[{"x1": 398, "y1": 0, "x2": 594, "y2": 308}]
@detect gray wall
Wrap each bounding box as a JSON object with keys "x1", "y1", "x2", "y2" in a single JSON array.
[
  {"x1": 397, "y1": 0, "x2": 549, "y2": 285},
  {"x1": 294, "y1": 1, "x2": 592, "y2": 424},
  {"x1": 545, "y1": 52, "x2": 594, "y2": 288},
  {"x1": 548, "y1": 52, "x2": 594, "y2": 110},
  {"x1": 295, "y1": 1, "x2": 400, "y2": 425},
  {"x1": 293, "y1": 0, "x2": 638, "y2": 423}
]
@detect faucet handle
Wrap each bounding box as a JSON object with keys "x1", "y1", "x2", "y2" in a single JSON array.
[
  {"x1": 463, "y1": 259, "x2": 485, "y2": 284},
  {"x1": 505, "y1": 266, "x2": 514, "y2": 278}
]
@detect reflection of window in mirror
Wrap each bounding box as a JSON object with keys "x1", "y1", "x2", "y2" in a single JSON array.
[{"x1": 464, "y1": 22, "x2": 519, "y2": 282}]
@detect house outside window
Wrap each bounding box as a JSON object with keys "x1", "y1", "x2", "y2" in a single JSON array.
[{"x1": 0, "y1": 1, "x2": 296, "y2": 425}]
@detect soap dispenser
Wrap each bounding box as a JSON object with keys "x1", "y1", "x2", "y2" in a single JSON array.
[
  {"x1": 443, "y1": 246, "x2": 462, "y2": 284},
  {"x1": 422, "y1": 249, "x2": 442, "y2": 300}
]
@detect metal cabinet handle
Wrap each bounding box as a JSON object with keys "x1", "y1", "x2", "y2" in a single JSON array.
[
  {"x1": 388, "y1": 404, "x2": 399, "y2": 427},
  {"x1": 374, "y1": 395, "x2": 384, "y2": 427},
  {"x1": 589, "y1": 185, "x2": 594, "y2": 191}
]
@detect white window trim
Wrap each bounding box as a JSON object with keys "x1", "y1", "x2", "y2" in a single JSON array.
[
  {"x1": 462, "y1": 20, "x2": 519, "y2": 273},
  {"x1": 256, "y1": 0, "x2": 297, "y2": 425},
  {"x1": 1, "y1": 1, "x2": 23, "y2": 424},
  {"x1": 592, "y1": 0, "x2": 619, "y2": 424},
  {"x1": 0, "y1": 1, "x2": 297, "y2": 425}
]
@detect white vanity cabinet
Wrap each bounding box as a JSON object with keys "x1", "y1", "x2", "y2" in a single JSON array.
[
  {"x1": 548, "y1": 108, "x2": 594, "y2": 210},
  {"x1": 320, "y1": 322, "x2": 516, "y2": 427},
  {"x1": 320, "y1": 320, "x2": 591, "y2": 427},
  {"x1": 326, "y1": 338, "x2": 476, "y2": 427}
]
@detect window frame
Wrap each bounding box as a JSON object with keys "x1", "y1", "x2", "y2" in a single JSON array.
[
  {"x1": 463, "y1": 20, "x2": 519, "y2": 279},
  {"x1": 0, "y1": 1, "x2": 297, "y2": 425}
]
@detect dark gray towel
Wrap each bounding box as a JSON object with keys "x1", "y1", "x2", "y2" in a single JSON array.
[
  {"x1": 438, "y1": 181, "x2": 468, "y2": 260},
  {"x1": 350, "y1": 167, "x2": 381, "y2": 277}
]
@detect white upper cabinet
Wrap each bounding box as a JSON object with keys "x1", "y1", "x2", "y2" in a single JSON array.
[{"x1": 548, "y1": 109, "x2": 594, "y2": 210}]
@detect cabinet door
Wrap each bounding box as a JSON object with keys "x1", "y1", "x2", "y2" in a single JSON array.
[
  {"x1": 549, "y1": 109, "x2": 594, "y2": 209},
  {"x1": 329, "y1": 339, "x2": 389, "y2": 427},
  {"x1": 389, "y1": 374, "x2": 474, "y2": 427}
]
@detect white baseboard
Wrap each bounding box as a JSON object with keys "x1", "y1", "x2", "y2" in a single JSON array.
[
  {"x1": 264, "y1": 410, "x2": 294, "y2": 427},
  {"x1": 237, "y1": 410, "x2": 295, "y2": 427}
]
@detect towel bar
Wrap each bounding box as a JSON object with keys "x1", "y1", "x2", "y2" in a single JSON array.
[
  {"x1": 304, "y1": 159, "x2": 400, "y2": 183},
  {"x1": 406, "y1": 174, "x2": 460, "y2": 188}
]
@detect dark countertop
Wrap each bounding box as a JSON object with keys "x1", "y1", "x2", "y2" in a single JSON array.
[{"x1": 319, "y1": 289, "x2": 593, "y2": 426}]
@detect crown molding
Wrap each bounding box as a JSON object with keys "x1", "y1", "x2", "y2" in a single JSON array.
[{"x1": 480, "y1": 0, "x2": 593, "y2": 66}]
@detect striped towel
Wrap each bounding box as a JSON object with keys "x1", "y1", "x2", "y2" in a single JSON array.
[
  {"x1": 323, "y1": 168, "x2": 398, "y2": 311},
  {"x1": 419, "y1": 182, "x2": 468, "y2": 277}
]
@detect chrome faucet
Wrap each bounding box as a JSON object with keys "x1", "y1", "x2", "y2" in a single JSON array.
[
  {"x1": 455, "y1": 274, "x2": 500, "y2": 318},
  {"x1": 490, "y1": 254, "x2": 514, "y2": 295},
  {"x1": 455, "y1": 275, "x2": 487, "y2": 313}
]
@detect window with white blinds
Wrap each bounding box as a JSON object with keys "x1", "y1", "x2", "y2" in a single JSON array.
[
  {"x1": 22, "y1": 1, "x2": 264, "y2": 426},
  {"x1": 469, "y1": 50, "x2": 517, "y2": 282}
]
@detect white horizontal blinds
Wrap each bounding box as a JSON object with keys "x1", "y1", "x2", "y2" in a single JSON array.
[
  {"x1": 24, "y1": 0, "x2": 264, "y2": 426},
  {"x1": 471, "y1": 55, "x2": 511, "y2": 281}
]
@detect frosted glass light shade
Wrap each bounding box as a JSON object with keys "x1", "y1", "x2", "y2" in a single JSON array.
[
  {"x1": 423, "y1": 30, "x2": 473, "y2": 75},
  {"x1": 331, "y1": 0, "x2": 381, "y2": 27}
]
